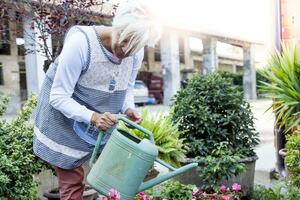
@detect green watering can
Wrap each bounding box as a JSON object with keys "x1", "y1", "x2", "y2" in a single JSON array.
[{"x1": 87, "y1": 117, "x2": 198, "y2": 200}]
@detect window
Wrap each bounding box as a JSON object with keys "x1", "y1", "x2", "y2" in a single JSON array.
[
  {"x1": 178, "y1": 36, "x2": 185, "y2": 64},
  {"x1": 16, "y1": 12, "x2": 25, "y2": 56},
  {"x1": 0, "y1": 11, "x2": 11, "y2": 55},
  {"x1": 0, "y1": 63, "x2": 4, "y2": 85},
  {"x1": 19, "y1": 62, "x2": 27, "y2": 101}
]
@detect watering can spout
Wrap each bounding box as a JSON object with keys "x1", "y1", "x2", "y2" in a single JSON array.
[{"x1": 138, "y1": 162, "x2": 198, "y2": 192}]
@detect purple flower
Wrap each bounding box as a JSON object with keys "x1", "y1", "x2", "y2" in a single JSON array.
[
  {"x1": 109, "y1": 188, "x2": 120, "y2": 200},
  {"x1": 232, "y1": 183, "x2": 241, "y2": 192},
  {"x1": 220, "y1": 185, "x2": 227, "y2": 193},
  {"x1": 221, "y1": 195, "x2": 230, "y2": 200}
]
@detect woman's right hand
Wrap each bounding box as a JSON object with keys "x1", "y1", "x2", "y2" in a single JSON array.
[{"x1": 91, "y1": 112, "x2": 118, "y2": 131}]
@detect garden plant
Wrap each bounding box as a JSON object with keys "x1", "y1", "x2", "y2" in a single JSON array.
[
  {"x1": 120, "y1": 108, "x2": 186, "y2": 167},
  {"x1": 0, "y1": 95, "x2": 50, "y2": 199},
  {"x1": 172, "y1": 73, "x2": 259, "y2": 192}
]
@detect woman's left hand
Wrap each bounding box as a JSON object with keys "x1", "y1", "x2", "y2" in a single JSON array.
[{"x1": 124, "y1": 108, "x2": 142, "y2": 124}]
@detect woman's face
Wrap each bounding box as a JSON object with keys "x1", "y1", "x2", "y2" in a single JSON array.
[{"x1": 111, "y1": 33, "x2": 131, "y2": 59}]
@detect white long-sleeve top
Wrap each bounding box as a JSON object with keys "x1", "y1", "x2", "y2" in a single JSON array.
[{"x1": 49, "y1": 31, "x2": 144, "y2": 124}]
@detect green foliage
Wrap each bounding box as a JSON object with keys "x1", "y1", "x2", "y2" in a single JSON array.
[
  {"x1": 120, "y1": 109, "x2": 186, "y2": 167},
  {"x1": 0, "y1": 95, "x2": 9, "y2": 117},
  {"x1": 285, "y1": 132, "x2": 300, "y2": 188},
  {"x1": 217, "y1": 71, "x2": 243, "y2": 92},
  {"x1": 0, "y1": 95, "x2": 50, "y2": 199},
  {"x1": 260, "y1": 44, "x2": 300, "y2": 133},
  {"x1": 160, "y1": 181, "x2": 194, "y2": 200},
  {"x1": 172, "y1": 73, "x2": 259, "y2": 158},
  {"x1": 256, "y1": 69, "x2": 270, "y2": 98},
  {"x1": 218, "y1": 70, "x2": 270, "y2": 98},
  {"x1": 251, "y1": 184, "x2": 282, "y2": 200},
  {"x1": 251, "y1": 182, "x2": 300, "y2": 200},
  {"x1": 197, "y1": 142, "x2": 245, "y2": 192}
]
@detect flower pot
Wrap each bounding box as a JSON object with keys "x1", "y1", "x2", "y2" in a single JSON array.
[
  {"x1": 174, "y1": 156, "x2": 258, "y2": 197},
  {"x1": 43, "y1": 185, "x2": 97, "y2": 200},
  {"x1": 144, "y1": 167, "x2": 160, "y2": 181},
  {"x1": 278, "y1": 148, "x2": 289, "y2": 176}
]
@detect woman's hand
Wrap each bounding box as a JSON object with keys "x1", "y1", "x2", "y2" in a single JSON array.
[
  {"x1": 124, "y1": 108, "x2": 142, "y2": 124},
  {"x1": 91, "y1": 112, "x2": 118, "y2": 131}
]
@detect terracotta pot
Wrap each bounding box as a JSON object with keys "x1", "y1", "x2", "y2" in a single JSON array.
[{"x1": 43, "y1": 185, "x2": 97, "y2": 200}]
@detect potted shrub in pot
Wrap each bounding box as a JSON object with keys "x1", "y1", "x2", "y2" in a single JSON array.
[
  {"x1": 260, "y1": 44, "x2": 300, "y2": 177},
  {"x1": 171, "y1": 73, "x2": 259, "y2": 196}
]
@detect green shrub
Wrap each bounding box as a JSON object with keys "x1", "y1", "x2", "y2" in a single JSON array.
[
  {"x1": 251, "y1": 184, "x2": 282, "y2": 200},
  {"x1": 251, "y1": 182, "x2": 300, "y2": 200},
  {"x1": 218, "y1": 70, "x2": 270, "y2": 98},
  {"x1": 197, "y1": 142, "x2": 245, "y2": 192},
  {"x1": 172, "y1": 73, "x2": 259, "y2": 158},
  {"x1": 285, "y1": 132, "x2": 300, "y2": 188},
  {"x1": 160, "y1": 181, "x2": 194, "y2": 200},
  {"x1": 0, "y1": 95, "x2": 50, "y2": 199},
  {"x1": 120, "y1": 109, "x2": 186, "y2": 167},
  {"x1": 217, "y1": 71, "x2": 243, "y2": 92},
  {"x1": 0, "y1": 95, "x2": 9, "y2": 116}
]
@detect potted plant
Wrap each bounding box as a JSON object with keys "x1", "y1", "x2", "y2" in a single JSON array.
[
  {"x1": 192, "y1": 183, "x2": 242, "y2": 200},
  {"x1": 171, "y1": 73, "x2": 259, "y2": 196},
  {"x1": 0, "y1": 95, "x2": 51, "y2": 199},
  {"x1": 260, "y1": 44, "x2": 300, "y2": 177},
  {"x1": 120, "y1": 108, "x2": 187, "y2": 168},
  {"x1": 160, "y1": 180, "x2": 194, "y2": 200}
]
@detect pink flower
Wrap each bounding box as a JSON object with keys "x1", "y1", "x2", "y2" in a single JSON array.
[
  {"x1": 109, "y1": 188, "x2": 120, "y2": 200},
  {"x1": 232, "y1": 183, "x2": 241, "y2": 192},
  {"x1": 147, "y1": 195, "x2": 153, "y2": 200},
  {"x1": 220, "y1": 185, "x2": 227, "y2": 193},
  {"x1": 221, "y1": 195, "x2": 230, "y2": 200},
  {"x1": 138, "y1": 192, "x2": 147, "y2": 200},
  {"x1": 192, "y1": 187, "x2": 200, "y2": 196}
]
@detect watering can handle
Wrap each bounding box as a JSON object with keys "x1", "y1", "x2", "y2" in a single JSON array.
[
  {"x1": 118, "y1": 117, "x2": 155, "y2": 144},
  {"x1": 89, "y1": 131, "x2": 104, "y2": 167},
  {"x1": 89, "y1": 117, "x2": 155, "y2": 167}
]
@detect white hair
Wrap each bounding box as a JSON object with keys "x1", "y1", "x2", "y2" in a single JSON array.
[{"x1": 112, "y1": 0, "x2": 161, "y2": 55}]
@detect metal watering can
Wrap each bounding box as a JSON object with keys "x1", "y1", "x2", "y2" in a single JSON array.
[{"x1": 87, "y1": 117, "x2": 198, "y2": 200}]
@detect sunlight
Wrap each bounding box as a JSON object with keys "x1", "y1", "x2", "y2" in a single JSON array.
[{"x1": 144, "y1": 0, "x2": 272, "y2": 43}]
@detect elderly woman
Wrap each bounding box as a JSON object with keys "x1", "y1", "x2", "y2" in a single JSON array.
[{"x1": 33, "y1": 0, "x2": 161, "y2": 199}]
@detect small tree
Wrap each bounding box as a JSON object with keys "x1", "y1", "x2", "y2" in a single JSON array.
[{"x1": 0, "y1": 0, "x2": 116, "y2": 70}]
